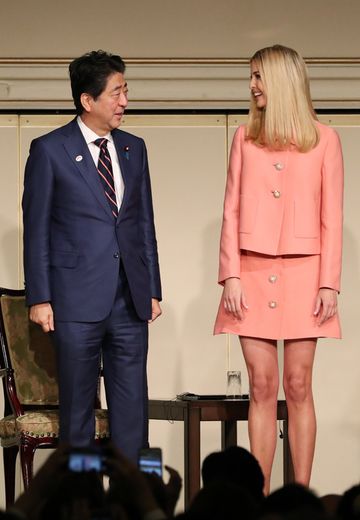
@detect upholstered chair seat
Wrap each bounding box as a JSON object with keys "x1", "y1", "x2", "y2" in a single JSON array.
[{"x1": 0, "y1": 409, "x2": 109, "y2": 441}]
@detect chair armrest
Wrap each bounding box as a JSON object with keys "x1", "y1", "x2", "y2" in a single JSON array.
[{"x1": 2, "y1": 368, "x2": 23, "y2": 417}]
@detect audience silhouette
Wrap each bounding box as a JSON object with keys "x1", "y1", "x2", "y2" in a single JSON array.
[{"x1": 2, "y1": 443, "x2": 358, "y2": 520}]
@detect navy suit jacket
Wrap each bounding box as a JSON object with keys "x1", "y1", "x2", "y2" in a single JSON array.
[{"x1": 22, "y1": 118, "x2": 162, "y2": 322}]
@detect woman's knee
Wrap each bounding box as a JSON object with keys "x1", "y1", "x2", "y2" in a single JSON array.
[
  {"x1": 283, "y1": 371, "x2": 312, "y2": 403},
  {"x1": 250, "y1": 372, "x2": 278, "y2": 403}
]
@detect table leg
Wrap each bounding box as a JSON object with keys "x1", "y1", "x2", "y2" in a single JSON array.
[
  {"x1": 282, "y1": 419, "x2": 294, "y2": 483},
  {"x1": 184, "y1": 406, "x2": 201, "y2": 508},
  {"x1": 221, "y1": 420, "x2": 237, "y2": 449}
]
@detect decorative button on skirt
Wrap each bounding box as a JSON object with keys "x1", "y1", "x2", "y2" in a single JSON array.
[{"x1": 214, "y1": 251, "x2": 341, "y2": 340}]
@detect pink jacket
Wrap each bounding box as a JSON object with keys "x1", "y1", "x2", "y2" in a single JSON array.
[{"x1": 218, "y1": 122, "x2": 344, "y2": 291}]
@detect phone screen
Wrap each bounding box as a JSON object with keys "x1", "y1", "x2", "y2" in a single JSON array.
[
  {"x1": 138, "y1": 447, "x2": 162, "y2": 477},
  {"x1": 68, "y1": 451, "x2": 104, "y2": 472}
]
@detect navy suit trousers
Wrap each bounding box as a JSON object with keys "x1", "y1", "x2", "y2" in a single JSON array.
[{"x1": 52, "y1": 263, "x2": 149, "y2": 462}]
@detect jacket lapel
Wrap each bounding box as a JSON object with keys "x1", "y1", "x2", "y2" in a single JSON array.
[
  {"x1": 62, "y1": 120, "x2": 114, "y2": 220},
  {"x1": 112, "y1": 130, "x2": 131, "y2": 223}
]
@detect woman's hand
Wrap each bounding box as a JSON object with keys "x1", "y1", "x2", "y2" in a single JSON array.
[
  {"x1": 223, "y1": 277, "x2": 248, "y2": 320},
  {"x1": 314, "y1": 288, "x2": 338, "y2": 325}
]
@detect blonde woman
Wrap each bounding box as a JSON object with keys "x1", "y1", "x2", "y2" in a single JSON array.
[{"x1": 214, "y1": 45, "x2": 343, "y2": 493}]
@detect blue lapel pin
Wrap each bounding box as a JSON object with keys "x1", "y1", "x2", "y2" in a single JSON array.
[{"x1": 124, "y1": 146, "x2": 130, "y2": 160}]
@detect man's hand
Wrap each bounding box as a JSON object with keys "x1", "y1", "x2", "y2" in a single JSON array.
[
  {"x1": 148, "y1": 298, "x2": 162, "y2": 323},
  {"x1": 29, "y1": 302, "x2": 54, "y2": 333}
]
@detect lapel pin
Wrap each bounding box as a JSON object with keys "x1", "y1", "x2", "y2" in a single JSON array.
[
  {"x1": 124, "y1": 146, "x2": 130, "y2": 160},
  {"x1": 75, "y1": 155, "x2": 83, "y2": 162}
]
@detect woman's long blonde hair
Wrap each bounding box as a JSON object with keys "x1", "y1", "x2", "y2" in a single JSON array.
[{"x1": 246, "y1": 44, "x2": 319, "y2": 152}]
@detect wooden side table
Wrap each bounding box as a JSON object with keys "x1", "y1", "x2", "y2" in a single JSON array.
[{"x1": 148, "y1": 398, "x2": 293, "y2": 508}]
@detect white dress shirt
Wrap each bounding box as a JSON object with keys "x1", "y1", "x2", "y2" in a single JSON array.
[{"x1": 77, "y1": 116, "x2": 124, "y2": 209}]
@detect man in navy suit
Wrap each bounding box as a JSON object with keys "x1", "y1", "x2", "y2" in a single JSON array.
[{"x1": 22, "y1": 50, "x2": 162, "y2": 461}]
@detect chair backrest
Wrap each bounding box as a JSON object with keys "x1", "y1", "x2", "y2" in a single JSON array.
[{"x1": 0, "y1": 288, "x2": 59, "y2": 407}]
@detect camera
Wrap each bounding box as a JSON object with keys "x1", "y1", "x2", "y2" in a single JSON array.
[
  {"x1": 68, "y1": 447, "x2": 106, "y2": 473},
  {"x1": 138, "y1": 447, "x2": 162, "y2": 477}
]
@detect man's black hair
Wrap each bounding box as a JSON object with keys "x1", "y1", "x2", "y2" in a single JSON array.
[{"x1": 69, "y1": 50, "x2": 126, "y2": 115}]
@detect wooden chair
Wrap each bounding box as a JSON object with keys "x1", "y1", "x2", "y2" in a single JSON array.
[{"x1": 0, "y1": 288, "x2": 110, "y2": 506}]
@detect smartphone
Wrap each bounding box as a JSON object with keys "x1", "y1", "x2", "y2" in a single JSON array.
[
  {"x1": 138, "y1": 447, "x2": 162, "y2": 477},
  {"x1": 68, "y1": 447, "x2": 105, "y2": 473}
]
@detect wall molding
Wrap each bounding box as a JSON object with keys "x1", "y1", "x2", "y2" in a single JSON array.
[{"x1": 0, "y1": 58, "x2": 359, "y2": 109}]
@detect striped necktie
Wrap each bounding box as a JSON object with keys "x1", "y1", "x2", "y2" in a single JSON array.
[{"x1": 94, "y1": 138, "x2": 118, "y2": 218}]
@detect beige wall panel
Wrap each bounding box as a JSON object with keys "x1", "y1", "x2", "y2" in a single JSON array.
[
  {"x1": 0, "y1": 115, "x2": 20, "y2": 288},
  {"x1": 19, "y1": 115, "x2": 74, "y2": 287},
  {"x1": 311, "y1": 115, "x2": 360, "y2": 494},
  {"x1": 228, "y1": 114, "x2": 360, "y2": 495},
  {"x1": 1, "y1": 0, "x2": 360, "y2": 58},
  {"x1": 2, "y1": 113, "x2": 359, "y2": 508},
  {"x1": 0, "y1": 116, "x2": 77, "y2": 509},
  {"x1": 121, "y1": 115, "x2": 231, "y2": 506},
  {"x1": 0, "y1": 115, "x2": 20, "y2": 509},
  {"x1": 121, "y1": 115, "x2": 227, "y2": 397}
]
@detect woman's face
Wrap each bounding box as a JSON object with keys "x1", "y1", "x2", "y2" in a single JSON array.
[{"x1": 250, "y1": 61, "x2": 267, "y2": 108}]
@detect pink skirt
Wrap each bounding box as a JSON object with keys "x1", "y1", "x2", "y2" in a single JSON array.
[{"x1": 214, "y1": 251, "x2": 341, "y2": 340}]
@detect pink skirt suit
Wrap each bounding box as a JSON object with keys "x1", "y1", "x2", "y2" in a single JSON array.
[{"x1": 214, "y1": 123, "x2": 344, "y2": 340}]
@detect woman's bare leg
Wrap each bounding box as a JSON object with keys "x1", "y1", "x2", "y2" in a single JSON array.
[
  {"x1": 240, "y1": 336, "x2": 279, "y2": 494},
  {"x1": 283, "y1": 338, "x2": 317, "y2": 486}
]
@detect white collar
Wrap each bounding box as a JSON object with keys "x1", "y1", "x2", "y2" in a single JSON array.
[{"x1": 77, "y1": 116, "x2": 113, "y2": 145}]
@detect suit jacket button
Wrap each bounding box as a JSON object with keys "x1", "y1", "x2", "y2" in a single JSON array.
[{"x1": 113, "y1": 252, "x2": 119, "y2": 259}]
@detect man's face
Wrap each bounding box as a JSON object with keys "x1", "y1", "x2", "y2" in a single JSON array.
[{"x1": 84, "y1": 72, "x2": 128, "y2": 134}]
